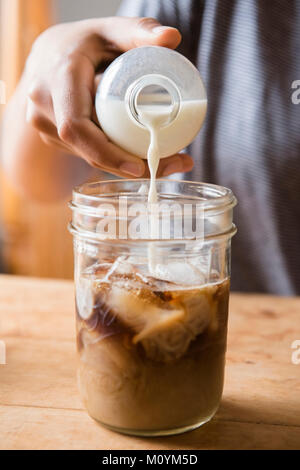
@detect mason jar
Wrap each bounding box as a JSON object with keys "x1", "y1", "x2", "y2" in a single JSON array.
[{"x1": 69, "y1": 179, "x2": 237, "y2": 436}]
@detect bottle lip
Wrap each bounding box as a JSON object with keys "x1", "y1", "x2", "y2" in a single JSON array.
[
  {"x1": 69, "y1": 179, "x2": 237, "y2": 244},
  {"x1": 125, "y1": 74, "x2": 181, "y2": 128}
]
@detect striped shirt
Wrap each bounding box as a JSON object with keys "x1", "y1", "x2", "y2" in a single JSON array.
[{"x1": 119, "y1": 0, "x2": 300, "y2": 294}]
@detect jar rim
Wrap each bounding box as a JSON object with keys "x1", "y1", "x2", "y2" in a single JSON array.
[
  {"x1": 68, "y1": 222, "x2": 237, "y2": 246},
  {"x1": 71, "y1": 179, "x2": 236, "y2": 211},
  {"x1": 69, "y1": 179, "x2": 237, "y2": 244}
]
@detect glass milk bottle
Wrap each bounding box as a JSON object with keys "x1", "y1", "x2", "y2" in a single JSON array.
[{"x1": 95, "y1": 46, "x2": 207, "y2": 159}]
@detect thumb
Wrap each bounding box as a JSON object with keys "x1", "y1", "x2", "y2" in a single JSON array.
[{"x1": 97, "y1": 16, "x2": 182, "y2": 51}]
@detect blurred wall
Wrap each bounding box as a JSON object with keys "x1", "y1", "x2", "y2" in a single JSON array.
[
  {"x1": 0, "y1": 0, "x2": 123, "y2": 278},
  {"x1": 54, "y1": 0, "x2": 122, "y2": 22}
]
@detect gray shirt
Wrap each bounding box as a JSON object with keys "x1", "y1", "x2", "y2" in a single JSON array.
[{"x1": 119, "y1": 0, "x2": 300, "y2": 295}]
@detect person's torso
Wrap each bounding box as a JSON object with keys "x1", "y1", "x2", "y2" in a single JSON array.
[{"x1": 119, "y1": 0, "x2": 300, "y2": 295}]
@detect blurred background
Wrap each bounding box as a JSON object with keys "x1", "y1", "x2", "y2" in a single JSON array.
[{"x1": 0, "y1": 0, "x2": 122, "y2": 279}]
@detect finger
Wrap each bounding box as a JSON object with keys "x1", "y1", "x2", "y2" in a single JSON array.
[
  {"x1": 51, "y1": 55, "x2": 145, "y2": 176},
  {"x1": 94, "y1": 73, "x2": 102, "y2": 93},
  {"x1": 27, "y1": 83, "x2": 56, "y2": 123},
  {"x1": 27, "y1": 99, "x2": 58, "y2": 133},
  {"x1": 86, "y1": 16, "x2": 182, "y2": 56},
  {"x1": 39, "y1": 132, "x2": 71, "y2": 152},
  {"x1": 91, "y1": 105, "x2": 100, "y2": 127},
  {"x1": 157, "y1": 153, "x2": 194, "y2": 176},
  {"x1": 26, "y1": 100, "x2": 72, "y2": 151}
]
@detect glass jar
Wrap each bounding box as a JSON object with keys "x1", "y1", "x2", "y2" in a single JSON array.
[{"x1": 69, "y1": 179, "x2": 237, "y2": 436}]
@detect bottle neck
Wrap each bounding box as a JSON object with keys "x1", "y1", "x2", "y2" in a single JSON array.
[{"x1": 125, "y1": 74, "x2": 181, "y2": 127}]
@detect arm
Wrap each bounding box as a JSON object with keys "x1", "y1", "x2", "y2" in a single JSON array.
[{"x1": 1, "y1": 17, "x2": 193, "y2": 203}]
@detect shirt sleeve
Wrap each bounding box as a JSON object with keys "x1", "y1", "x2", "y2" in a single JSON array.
[
  {"x1": 117, "y1": 0, "x2": 204, "y2": 63},
  {"x1": 118, "y1": 0, "x2": 173, "y2": 22}
]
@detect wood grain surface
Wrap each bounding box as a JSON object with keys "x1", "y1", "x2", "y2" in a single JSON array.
[{"x1": 0, "y1": 275, "x2": 299, "y2": 450}]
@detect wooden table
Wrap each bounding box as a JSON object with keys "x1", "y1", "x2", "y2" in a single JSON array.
[{"x1": 0, "y1": 275, "x2": 299, "y2": 450}]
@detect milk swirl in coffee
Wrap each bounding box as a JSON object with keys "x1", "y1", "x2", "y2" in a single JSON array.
[{"x1": 76, "y1": 262, "x2": 230, "y2": 433}]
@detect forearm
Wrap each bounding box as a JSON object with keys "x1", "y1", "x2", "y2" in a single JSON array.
[{"x1": 1, "y1": 75, "x2": 92, "y2": 203}]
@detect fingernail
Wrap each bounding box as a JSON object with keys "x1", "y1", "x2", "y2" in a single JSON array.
[
  {"x1": 162, "y1": 162, "x2": 183, "y2": 176},
  {"x1": 152, "y1": 26, "x2": 172, "y2": 35},
  {"x1": 120, "y1": 161, "x2": 144, "y2": 177}
]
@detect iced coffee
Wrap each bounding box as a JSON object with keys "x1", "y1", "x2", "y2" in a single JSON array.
[
  {"x1": 69, "y1": 178, "x2": 237, "y2": 436},
  {"x1": 75, "y1": 257, "x2": 230, "y2": 435}
]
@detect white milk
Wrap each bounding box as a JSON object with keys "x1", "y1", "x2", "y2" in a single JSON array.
[
  {"x1": 137, "y1": 105, "x2": 171, "y2": 202},
  {"x1": 138, "y1": 105, "x2": 166, "y2": 273},
  {"x1": 98, "y1": 99, "x2": 207, "y2": 159}
]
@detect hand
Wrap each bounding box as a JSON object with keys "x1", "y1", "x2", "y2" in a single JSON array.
[{"x1": 25, "y1": 16, "x2": 194, "y2": 178}]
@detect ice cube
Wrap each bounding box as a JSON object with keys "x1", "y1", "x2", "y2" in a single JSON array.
[
  {"x1": 152, "y1": 261, "x2": 205, "y2": 285},
  {"x1": 76, "y1": 277, "x2": 95, "y2": 320},
  {"x1": 108, "y1": 285, "x2": 184, "y2": 336},
  {"x1": 100, "y1": 256, "x2": 134, "y2": 283},
  {"x1": 106, "y1": 283, "x2": 216, "y2": 363},
  {"x1": 138, "y1": 183, "x2": 149, "y2": 195}
]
